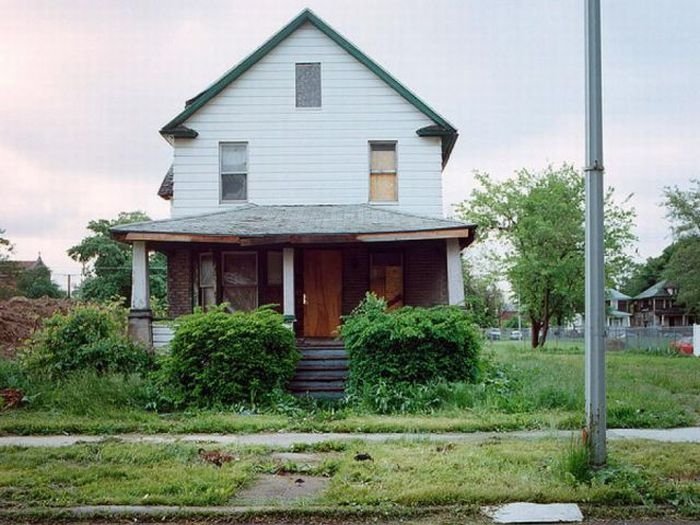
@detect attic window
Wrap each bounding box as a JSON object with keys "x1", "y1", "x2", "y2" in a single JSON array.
[{"x1": 295, "y1": 63, "x2": 321, "y2": 108}]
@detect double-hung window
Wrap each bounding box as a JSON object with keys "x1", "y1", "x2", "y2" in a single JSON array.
[
  {"x1": 220, "y1": 143, "x2": 247, "y2": 202},
  {"x1": 369, "y1": 141, "x2": 398, "y2": 202}
]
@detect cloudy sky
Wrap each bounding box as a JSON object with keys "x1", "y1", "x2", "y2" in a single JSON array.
[{"x1": 1, "y1": 0, "x2": 698, "y2": 286}]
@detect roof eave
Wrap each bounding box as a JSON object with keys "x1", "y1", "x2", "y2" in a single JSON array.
[
  {"x1": 159, "y1": 125, "x2": 199, "y2": 139},
  {"x1": 416, "y1": 125, "x2": 459, "y2": 168}
]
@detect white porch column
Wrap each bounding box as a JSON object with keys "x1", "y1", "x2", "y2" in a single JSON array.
[
  {"x1": 130, "y1": 241, "x2": 151, "y2": 310},
  {"x1": 128, "y1": 240, "x2": 152, "y2": 347},
  {"x1": 283, "y1": 247, "x2": 295, "y2": 325},
  {"x1": 446, "y1": 238, "x2": 465, "y2": 306}
]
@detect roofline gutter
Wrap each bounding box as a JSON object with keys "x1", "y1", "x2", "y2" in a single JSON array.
[{"x1": 112, "y1": 226, "x2": 475, "y2": 245}]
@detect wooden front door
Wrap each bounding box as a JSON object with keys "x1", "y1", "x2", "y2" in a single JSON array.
[{"x1": 303, "y1": 249, "x2": 342, "y2": 337}]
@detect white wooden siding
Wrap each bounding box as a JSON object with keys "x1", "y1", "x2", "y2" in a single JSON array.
[
  {"x1": 152, "y1": 321, "x2": 175, "y2": 350},
  {"x1": 171, "y1": 22, "x2": 444, "y2": 218}
]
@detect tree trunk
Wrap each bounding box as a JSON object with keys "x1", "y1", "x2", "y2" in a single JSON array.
[
  {"x1": 541, "y1": 316, "x2": 550, "y2": 346},
  {"x1": 530, "y1": 317, "x2": 541, "y2": 348}
]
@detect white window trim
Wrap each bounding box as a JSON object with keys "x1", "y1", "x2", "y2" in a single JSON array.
[
  {"x1": 219, "y1": 142, "x2": 249, "y2": 203},
  {"x1": 221, "y1": 251, "x2": 259, "y2": 311},
  {"x1": 295, "y1": 62, "x2": 322, "y2": 110},
  {"x1": 368, "y1": 140, "x2": 399, "y2": 204}
]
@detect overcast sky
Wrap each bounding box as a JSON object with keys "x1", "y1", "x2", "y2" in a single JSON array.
[{"x1": 1, "y1": 0, "x2": 698, "y2": 286}]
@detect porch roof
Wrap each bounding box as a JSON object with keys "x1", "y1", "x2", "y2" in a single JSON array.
[{"x1": 111, "y1": 204, "x2": 475, "y2": 245}]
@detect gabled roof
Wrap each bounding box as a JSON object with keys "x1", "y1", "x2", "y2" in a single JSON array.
[
  {"x1": 634, "y1": 280, "x2": 673, "y2": 300},
  {"x1": 607, "y1": 288, "x2": 631, "y2": 301},
  {"x1": 111, "y1": 204, "x2": 474, "y2": 244},
  {"x1": 160, "y1": 8, "x2": 458, "y2": 166}
]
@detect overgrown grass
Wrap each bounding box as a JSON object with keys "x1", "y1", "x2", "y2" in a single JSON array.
[
  {"x1": 0, "y1": 439, "x2": 697, "y2": 514},
  {"x1": 323, "y1": 439, "x2": 700, "y2": 513},
  {"x1": 0, "y1": 442, "x2": 255, "y2": 506},
  {"x1": 1, "y1": 344, "x2": 698, "y2": 435}
]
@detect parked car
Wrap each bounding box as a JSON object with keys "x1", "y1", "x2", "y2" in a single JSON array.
[
  {"x1": 670, "y1": 336, "x2": 694, "y2": 355},
  {"x1": 486, "y1": 328, "x2": 501, "y2": 341},
  {"x1": 510, "y1": 330, "x2": 523, "y2": 341}
]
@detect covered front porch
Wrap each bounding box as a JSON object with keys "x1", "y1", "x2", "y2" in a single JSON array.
[{"x1": 111, "y1": 204, "x2": 475, "y2": 346}]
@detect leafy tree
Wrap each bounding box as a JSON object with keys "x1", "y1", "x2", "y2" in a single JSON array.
[
  {"x1": 0, "y1": 228, "x2": 19, "y2": 299},
  {"x1": 16, "y1": 263, "x2": 64, "y2": 299},
  {"x1": 0, "y1": 229, "x2": 11, "y2": 260},
  {"x1": 68, "y1": 212, "x2": 166, "y2": 305},
  {"x1": 662, "y1": 179, "x2": 700, "y2": 313},
  {"x1": 621, "y1": 243, "x2": 677, "y2": 297},
  {"x1": 462, "y1": 258, "x2": 503, "y2": 328},
  {"x1": 456, "y1": 164, "x2": 635, "y2": 348}
]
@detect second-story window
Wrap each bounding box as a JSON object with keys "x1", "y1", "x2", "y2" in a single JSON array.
[
  {"x1": 295, "y1": 63, "x2": 321, "y2": 108},
  {"x1": 369, "y1": 141, "x2": 398, "y2": 202},
  {"x1": 220, "y1": 143, "x2": 247, "y2": 201}
]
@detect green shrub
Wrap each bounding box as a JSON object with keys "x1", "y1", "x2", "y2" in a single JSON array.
[
  {"x1": 341, "y1": 294, "x2": 482, "y2": 405},
  {"x1": 21, "y1": 303, "x2": 150, "y2": 378},
  {"x1": 157, "y1": 305, "x2": 300, "y2": 408}
]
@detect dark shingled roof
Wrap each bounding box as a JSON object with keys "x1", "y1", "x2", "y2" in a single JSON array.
[
  {"x1": 111, "y1": 204, "x2": 473, "y2": 238},
  {"x1": 157, "y1": 166, "x2": 174, "y2": 200}
]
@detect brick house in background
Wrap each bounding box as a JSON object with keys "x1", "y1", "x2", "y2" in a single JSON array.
[
  {"x1": 630, "y1": 280, "x2": 695, "y2": 327},
  {"x1": 111, "y1": 9, "x2": 475, "y2": 390}
]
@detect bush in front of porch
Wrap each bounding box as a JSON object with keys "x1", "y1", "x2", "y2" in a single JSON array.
[
  {"x1": 341, "y1": 293, "x2": 482, "y2": 413},
  {"x1": 155, "y1": 305, "x2": 299, "y2": 408}
]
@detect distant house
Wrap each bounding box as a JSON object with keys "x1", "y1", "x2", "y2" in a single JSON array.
[
  {"x1": 0, "y1": 256, "x2": 47, "y2": 297},
  {"x1": 606, "y1": 289, "x2": 631, "y2": 327},
  {"x1": 111, "y1": 9, "x2": 474, "y2": 354},
  {"x1": 630, "y1": 280, "x2": 695, "y2": 327}
]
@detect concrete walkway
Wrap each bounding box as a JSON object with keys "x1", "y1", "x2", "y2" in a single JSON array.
[{"x1": 0, "y1": 427, "x2": 699, "y2": 448}]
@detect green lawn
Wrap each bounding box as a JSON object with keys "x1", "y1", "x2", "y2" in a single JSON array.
[
  {"x1": 1, "y1": 344, "x2": 698, "y2": 435},
  {"x1": 0, "y1": 439, "x2": 698, "y2": 515}
]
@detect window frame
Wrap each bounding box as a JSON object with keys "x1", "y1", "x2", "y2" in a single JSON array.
[
  {"x1": 368, "y1": 140, "x2": 399, "y2": 204},
  {"x1": 220, "y1": 251, "x2": 259, "y2": 312},
  {"x1": 295, "y1": 62, "x2": 322, "y2": 109},
  {"x1": 369, "y1": 250, "x2": 404, "y2": 309},
  {"x1": 219, "y1": 142, "x2": 249, "y2": 203},
  {"x1": 198, "y1": 252, "x2": 217, "y2": 309}
]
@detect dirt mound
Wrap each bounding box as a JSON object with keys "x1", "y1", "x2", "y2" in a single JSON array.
[{"x1": 0, "y1": 296, "x2": 73, "y2": 358}]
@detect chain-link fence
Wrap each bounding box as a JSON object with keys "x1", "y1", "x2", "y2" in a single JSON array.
[{"x1": 485, "y1": 325, "x2": 694, "y2": 351}]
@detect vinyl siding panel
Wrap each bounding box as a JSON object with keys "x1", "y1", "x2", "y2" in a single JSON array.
[{"x1": 171, "y1": 22, "x2": 444, "y2": 218}]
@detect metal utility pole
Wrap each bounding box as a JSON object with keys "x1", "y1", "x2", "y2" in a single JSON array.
[{"x1": 584, "y1": 0, "x2": 607, "y2": 466}]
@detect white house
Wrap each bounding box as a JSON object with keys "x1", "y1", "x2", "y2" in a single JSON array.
[{"x1": 112, "y1": 9, "x2": 474, "y2": 360}]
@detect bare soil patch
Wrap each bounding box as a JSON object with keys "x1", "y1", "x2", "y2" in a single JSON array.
[{"x1": 0, "y1": 296, "x2": 72, "y2": 358}]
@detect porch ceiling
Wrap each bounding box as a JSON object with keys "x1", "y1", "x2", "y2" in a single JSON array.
[{"x1": 110, "y1": 204, "x2": 475, "y2": 245}]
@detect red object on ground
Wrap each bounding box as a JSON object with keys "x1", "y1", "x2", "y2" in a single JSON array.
[{"x1": 670, "y1": 337, "x2": 694, "y2": 355}]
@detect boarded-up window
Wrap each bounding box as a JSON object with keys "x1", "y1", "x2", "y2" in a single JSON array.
[
  {"x1": 370, "y1": 252, "x2": 403, "y2": 309},
  {"x1": 199, "y1": 253, "x2": 216, "y2": 309},
  {"x1": 220, "y1": 143, "x2": 247, "y2": 201},
  {"x1": 369, "y1": 142, "x2": 397, "y2": 202},
  {"x1": 222, "y1": 252, "x2": 258, "y2": 312},
  {"x1": 295, "y1": 63, "x2": 321, "y2": 108}
]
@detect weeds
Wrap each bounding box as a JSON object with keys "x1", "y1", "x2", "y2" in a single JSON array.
[{"x1": 556, "y1": 435, "x2": 592, "y2": 485}]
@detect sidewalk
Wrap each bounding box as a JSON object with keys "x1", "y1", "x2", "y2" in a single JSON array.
[{"x1": 1, "y1": 427, "x2": 698, "y2": 447}]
